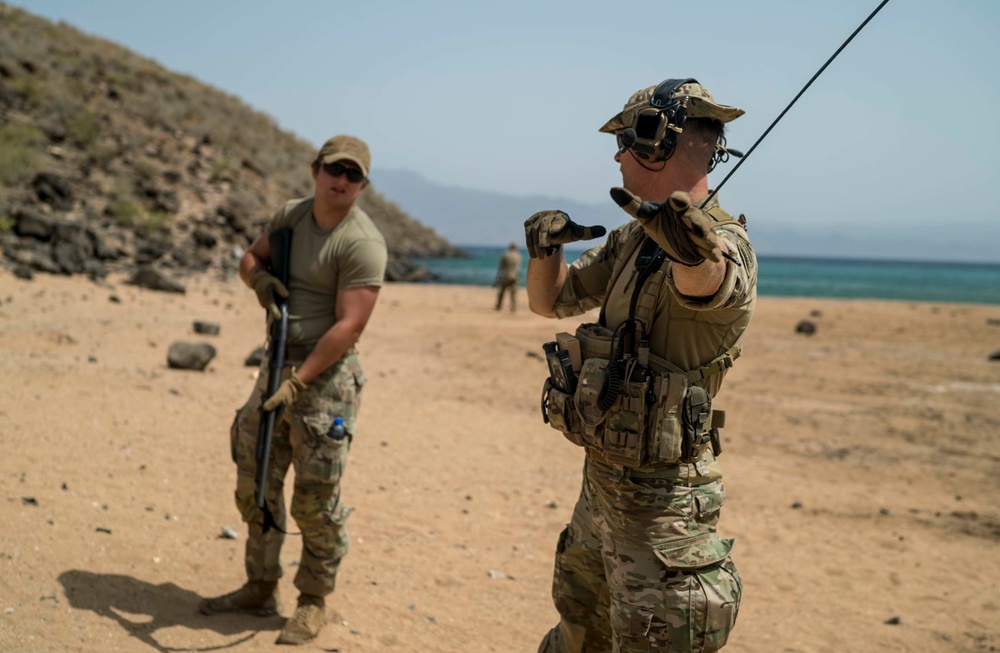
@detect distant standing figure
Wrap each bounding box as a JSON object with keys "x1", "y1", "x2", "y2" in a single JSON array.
[
  {"x1": 495, "y1": 242, "x2": 522, "y2": 312},
  {"x1": 198, "y1": 135, "x2": 387, "y2": 646}
]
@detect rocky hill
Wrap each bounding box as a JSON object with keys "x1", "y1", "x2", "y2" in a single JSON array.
[{"x1": 0, "y1": 3, "x2": 464, "y2": 286}]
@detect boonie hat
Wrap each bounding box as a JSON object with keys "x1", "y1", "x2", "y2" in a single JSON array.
[
  {"x1": 598, "y1": 81, "x2": 744, "y2": 134},
  {"x1": 316, "y1": 135, "x2": 370, "y2": 178}
]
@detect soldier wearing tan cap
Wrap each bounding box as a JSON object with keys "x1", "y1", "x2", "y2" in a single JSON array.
[
  {"x1": 199, "y1": 135, "x2": 387, "y2": 646},
  {"x1": 525, "y1": 79, "x2": 757, "y2": 652}
]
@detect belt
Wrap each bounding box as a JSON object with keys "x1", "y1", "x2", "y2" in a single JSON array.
[{"x1": 591, "y1": 448, "x2": 719, "y2": 486}]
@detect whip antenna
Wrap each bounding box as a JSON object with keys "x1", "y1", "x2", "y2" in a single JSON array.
[{"x1": 704, "y1": 0, "x2": 891, "y2": 207}]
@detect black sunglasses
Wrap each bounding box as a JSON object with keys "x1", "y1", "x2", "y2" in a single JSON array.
[
  {"x1": 322, "y1": 161, "x2": 365, "y2": 183},
  {"x1": 615, "y1": 132, "x2": 653, "y2": 160}
]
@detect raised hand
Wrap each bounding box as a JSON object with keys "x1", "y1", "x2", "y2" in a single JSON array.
[{"x1": 524, "y1": 210, "x2": 607, "y2": 260}]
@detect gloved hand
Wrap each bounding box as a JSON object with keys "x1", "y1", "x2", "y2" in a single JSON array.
[
  {"x1": 251, "y1": 269, "x2": 289, "y2": 321},
  {"x1": 609, "y1": 187, "x2": 722, "y2": 266},
  {"x1": 524, "y1": 210, "x2": 607, "y2": 259},
  {"x1": 262, "y1": 368, "x2": 307, "y2": 412}
]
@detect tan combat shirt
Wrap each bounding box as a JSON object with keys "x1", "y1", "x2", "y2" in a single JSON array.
[
  {"x1": 552, "y1": 199, "x2": 756, "y2": 479},
  {"x1": 267, "y1": 197, "x2": 388, "y2": 347}
]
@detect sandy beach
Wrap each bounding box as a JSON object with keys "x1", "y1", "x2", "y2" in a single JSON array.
[{"x1": 1, "y1": 270, "x2": 998, "y2": 653}]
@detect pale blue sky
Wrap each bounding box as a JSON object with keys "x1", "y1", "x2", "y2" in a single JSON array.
[{"x1": 8, "y1": 0, "x2": 1000, "y2": 262}]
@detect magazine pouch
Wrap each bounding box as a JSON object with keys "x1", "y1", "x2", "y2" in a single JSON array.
[
  {"x1": 542, "y1": 379, "x2": 585, "y2": 447},
  {"x1": 646, "y1": 372, "x2": 692, "y2": 464}
]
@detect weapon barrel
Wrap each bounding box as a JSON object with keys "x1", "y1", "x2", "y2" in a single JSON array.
[{"x1": 254, "y1": 228, "x2": 293, "y2": 511}]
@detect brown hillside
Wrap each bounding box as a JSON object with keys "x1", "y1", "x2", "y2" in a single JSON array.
[{"x1": 0, "y1": 3, "x2": 464, "y2": 284}]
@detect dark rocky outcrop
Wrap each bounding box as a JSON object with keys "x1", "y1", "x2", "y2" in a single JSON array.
[{"x1": 0, "y1": 4, "x2": 464, "y2": 284}]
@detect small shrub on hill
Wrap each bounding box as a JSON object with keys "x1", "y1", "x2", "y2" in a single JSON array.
[
  {"x1": 66, "y1": 110, "x2": 101, "y2": 147},
  {"x1": 0, "y1": 122, "x2": 43, "y2": 185}
]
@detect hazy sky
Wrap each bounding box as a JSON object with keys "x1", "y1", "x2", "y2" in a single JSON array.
[{"x1": 8, "y1": 0, "x2": 1000, "y2": 262}]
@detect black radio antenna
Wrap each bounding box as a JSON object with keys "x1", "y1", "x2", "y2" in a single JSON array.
[{"x1": 704, "y1": 0, "x2": 891, "y2": 208}]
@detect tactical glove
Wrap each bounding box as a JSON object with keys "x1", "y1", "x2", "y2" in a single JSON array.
[
  {"x1": 524, "y1": 210, "x2": 607, "y2": 260},
  {"x1": 609, "y1": 187, "x2": 722, "y2": 266},
  {"x1": 262, "y1": 369, "x2": 307, "y2": 412},
  {"x1": 251, "y1": 269, "x2": 289, "y2": 321}
]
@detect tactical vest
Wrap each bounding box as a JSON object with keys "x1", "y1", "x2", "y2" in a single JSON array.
[{"x1": 541, "y1": 206, "x2": 745, "y2": 467}]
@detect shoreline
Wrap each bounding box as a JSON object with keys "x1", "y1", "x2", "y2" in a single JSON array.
[{"x1": 1, "y1": 271, "x2": 998, "y2": 652}]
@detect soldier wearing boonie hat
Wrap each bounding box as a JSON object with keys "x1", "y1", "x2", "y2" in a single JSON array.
[
  {"x1": 597, "y1": 80, "x2": 745, "y2": 134},
  {"x1": 525, "y1": 79, "x2": 757, "y2": 652},
  {"x1": 199, "y1": 134, "x2": 387, "y2": 646}
]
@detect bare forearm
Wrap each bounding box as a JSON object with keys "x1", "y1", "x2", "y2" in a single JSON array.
[
  {"x1": 295, "y1": 321, "x2": 362, "y2": 384},
  {"x1": 526, "y1": 254, "x2": 567, "y2": 318},
  {"x1": 238, "y1": 251, "x2": 268, "y2": 287}
]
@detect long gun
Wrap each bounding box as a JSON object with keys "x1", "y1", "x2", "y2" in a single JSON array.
[{"x1": 254, "y1": 227, "x2": 292, "y2": 534}]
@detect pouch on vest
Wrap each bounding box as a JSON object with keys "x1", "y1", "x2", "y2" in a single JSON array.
[
  {"x1": 574, "y1": 357, "x2": 610, "y2": 448},
  {"x1": 646, "y1": 372, "x2": 690, "y2": 464},
  {"x1": 575, "y1": 323, "x2": 615, "y2": 361},
  {"x1": 602, "y1": 373, "x2": 651, "y2": 467},
  {"x1": 681, "y1": 384, "x2": 714, "y2": 463},
  {"x1": 541, "y1": 379, "x2": 584, "y2": 447}
]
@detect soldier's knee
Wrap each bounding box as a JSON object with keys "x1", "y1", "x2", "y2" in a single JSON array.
[
  {"x1": 551, "y1": 526, "x2": 603, "y2": 623},
  {"x1": 537, "y1": 621, "x2": 587, "y2": 653},
  {"x1": 234, "y1": 475, "x2": 260, "y2": 523}
]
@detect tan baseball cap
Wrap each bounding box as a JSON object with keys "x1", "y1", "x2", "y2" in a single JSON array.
[
  {"x1": 599, "y1": 81, "x2": 745, "y2": 134},
  {"x1": 316, "y1": 135, "x2": 370, "y2": 178}
]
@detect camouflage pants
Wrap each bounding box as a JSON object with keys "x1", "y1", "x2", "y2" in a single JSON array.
[
  {"x1": 538, "y1": 457, "x2": 742, "y2": 653},
  {"x1": 230, "y1": 352, "x2": 366, "y2": 598},
  {"x1": 496, "y1": 279, "x2": 517, "y2": 311}
]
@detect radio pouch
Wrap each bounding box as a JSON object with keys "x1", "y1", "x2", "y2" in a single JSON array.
[
  {"x1": 574, "y1": 357, "x2": 610, "y2": 447},
  {"x1": 601, "y1": 373, "x2": 651, "y2": 467},
  {"x1": 681, "y1": 384, "x2": 713, "y2": 463},
  {"x1": 646, "y1": 372, "x2": 690, "y2": 464}
]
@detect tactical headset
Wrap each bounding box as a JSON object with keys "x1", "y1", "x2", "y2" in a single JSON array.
[
  {"x1": 618, "y1": 77, "x2": 739, "y2": 171},
  {"x1": 617, "y1": 78, "x2": 697, "y2": 164}
]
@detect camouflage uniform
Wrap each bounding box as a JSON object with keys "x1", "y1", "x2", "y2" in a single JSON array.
[
  {"x1": 230, "y1": 195, "x2": 386, "y2": 601},
  {"x1": 496, "y1": 247, "x2": 522, "y2": 311},
  {"x1": 537, "y1": 82, "x2": 755, "y2": 653},
  {"x1": 230, "y1": 351, "x2": 364, "y2": 597}
]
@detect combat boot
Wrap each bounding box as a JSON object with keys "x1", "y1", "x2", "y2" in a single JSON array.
[
  {"x1": 198, "y1": 580, "x2": 279, "y2": 616},
  {"x1": 275, "y1": 594, "x2": 326, "y2": 645}
]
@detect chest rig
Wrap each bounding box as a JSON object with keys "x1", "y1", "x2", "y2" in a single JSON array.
[{"x1": 541, "y1": 209, "x2": 744, "y2": 467}]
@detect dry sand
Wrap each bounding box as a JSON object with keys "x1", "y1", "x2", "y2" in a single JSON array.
[{"x1": 1, "y1": 270, "x2": 998, "y2": 652}]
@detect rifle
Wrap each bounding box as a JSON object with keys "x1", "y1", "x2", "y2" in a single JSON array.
[{"x1": 254, "y1": 227, "x2": 292, "y2": 534}]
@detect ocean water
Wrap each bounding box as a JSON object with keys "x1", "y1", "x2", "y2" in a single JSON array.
[{"x1": 413, "y1": 246, "x2": 1000, "y2": 305}]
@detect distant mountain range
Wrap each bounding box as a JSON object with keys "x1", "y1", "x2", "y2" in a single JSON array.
[
  {"x1": 370, "y1": 169, "x2": 997, "y2": 264},
  {"x1": 368, "y1": 169, "x2": 613, "y2": 251}
]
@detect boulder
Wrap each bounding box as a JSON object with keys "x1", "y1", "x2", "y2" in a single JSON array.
[
  {"x1": 167, "y1": 342, "x2": 216, "y2": 371},
  {"x1": 126, "y1": 265, "x2": 186, "y2": 294},
  {"x1": 795, "y1": 320, "x2": 817, "y2": 336}
]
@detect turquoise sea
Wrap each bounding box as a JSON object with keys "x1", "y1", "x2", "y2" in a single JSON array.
[{"x1": 414, "y1": 246, "x2": 1000, "y2": 305}]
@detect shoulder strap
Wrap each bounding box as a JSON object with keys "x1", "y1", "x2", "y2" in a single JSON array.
[
  {"x1": 647, "y1": 341, "x2": 743, "y2": 383},
  {"x1": 598, "y1": 224, "x2": 647, "y2": 327}
]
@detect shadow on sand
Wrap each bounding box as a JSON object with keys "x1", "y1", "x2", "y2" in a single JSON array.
[{"x1": 58, "y1": 570, "x2": 283, "y2": 652}]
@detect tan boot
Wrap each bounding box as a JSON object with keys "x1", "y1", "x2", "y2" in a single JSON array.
[
  {"x1": 198, "y1": 580, "x2": 279, "y2": 616},
  {"x1": 275, "y1": 594, "x2": 326, "y2": 645}
]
